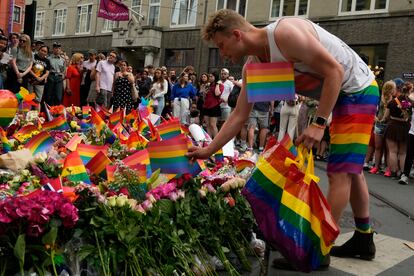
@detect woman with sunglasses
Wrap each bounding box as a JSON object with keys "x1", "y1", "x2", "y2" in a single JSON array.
[{"x1": 6, "y1": 34, "x2": 33, "y2": 93}]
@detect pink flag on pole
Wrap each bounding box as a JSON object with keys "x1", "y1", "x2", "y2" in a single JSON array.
[{"x1": 98, "y1": 0, "x2": 129, "y2": 21}]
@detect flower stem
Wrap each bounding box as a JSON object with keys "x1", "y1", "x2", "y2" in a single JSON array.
[{"x1": 51, "y1": 250, "x2": 58, "y2": 276}]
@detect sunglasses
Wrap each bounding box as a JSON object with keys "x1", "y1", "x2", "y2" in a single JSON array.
[{"x1": 19, "y1": 39, "x2": 27, "y2": 43}]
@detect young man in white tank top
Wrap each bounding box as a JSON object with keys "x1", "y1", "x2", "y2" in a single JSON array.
[{"x1": 188, "y1": 9, "x2": 379, "y2": 270}]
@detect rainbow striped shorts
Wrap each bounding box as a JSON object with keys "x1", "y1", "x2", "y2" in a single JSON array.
[{"x1": 327, "y1": 82, "x2": 379, "y2": 174}]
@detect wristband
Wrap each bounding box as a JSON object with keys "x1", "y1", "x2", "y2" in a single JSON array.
[{"x1": 311, "y1": 122, "x2": 326, "y2": 129}]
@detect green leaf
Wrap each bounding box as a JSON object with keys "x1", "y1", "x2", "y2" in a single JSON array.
[
  {"x1": 42, "y1": 226, "x2": 58, "y2": 245},
  {"x1": 14, "y1": 234, "x2": 26, "y2": 268}
]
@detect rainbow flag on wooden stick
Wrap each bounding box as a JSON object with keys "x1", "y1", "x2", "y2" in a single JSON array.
[
  {"x1": 86, "y1": 151, "x2": 112, "y2": 178},
  {"x1": 61, "y1": 151, "x2": 91, "y2": 184},
  {"x1": 24, "y1": 131, "x2": 54, "y2": 155},
  {"x1": 147, "y1": 134, "x2": 191, "y2": 174},
  {"x1": 245, "y1": 61, "x2": 295, "y2": 103}
]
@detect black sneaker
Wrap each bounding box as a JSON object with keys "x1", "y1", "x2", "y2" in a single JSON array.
[
  {"x1": 272, "y1": 255, "x2": 330, "y2": 271},
  {"x1": 330, "y1": 231, "x2": 376, "y2": 260}
]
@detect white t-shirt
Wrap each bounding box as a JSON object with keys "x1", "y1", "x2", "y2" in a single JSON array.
[
  {"x1": 96, "y1": 60, "x2": 115, "y2": 91},
  {"x1": 83, "y1": 60, "x2": 97, "y2": 71},
  {"x1": 220, "y1": 79, "x2": 234, "y2": 108}
]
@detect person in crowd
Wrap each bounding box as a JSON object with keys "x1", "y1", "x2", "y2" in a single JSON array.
[
  {"x1": 95, "y1": 51, "x2": 117, "y2": 108},
  {"x1": 247, "y1": 101, "x2": 273, "y2": 153},
  {"x1": 7, "y1": 33, "x2": 19, "y2": 55},
  {"x1": 146, "y1": 64, "x2": 155, "y2": 81},
  {"x1": 63, "y1": 53, "x2": 84, "y2": 107},
  {"x1": 0, "y1": 34, "x2": 10, "y2": 89},
  {"x1": 169, "y1": 70, "x2": 177, "y2": 85},
  {"x1": 369, "y1": 80, "x2": 394, "y2": 174},
  {"x1": 197, "y1": 73, "x2": 210, "y2": 125},
  {"x1": 86, "y1": 53, "x2": 105, "y2": 106},
  {"x1": 219, "y1": 68, "x2": 234, "y2": 125},
  {"x1": 112, "y1": 60, "x2": 134, "y2": 114},
  {"x1": 171, "y1": 72, "x2": 196, "y2": 125},
  {"x1": 44, "y1": 42, "x2": 65, "y2": 106},
  {"x1": 127, "y1": 65, "x2": 133, "y2": 73},
  {"x1": 189, "y1": 10, "x2": 380, "y2": 269},
  {"x1": 7, "y1": 34, "x2": 33, "y2": 93},
  {"x1": 383, "y1": 78, "x2": 410, "y2": 178},
  {"x1": 81, "y1": 49, "x2": 97, "y2": 106},
  {"x1": 137, "y1": 69, "x2": 152, "y2": 100},
  {"x1": 28, "y1": 45, "x2": 50, "y2": 111},
  {"x1": 202, "y1": 71, "x2": 223, "y2": 138},
  {"x1": 34, "y1": 40, "x2": 44, "y2": 53},
  {"x1": 162, "y1": 69, "x2": 173, "y2": 116},
  {"x1": 277, "y1": 95, "x2": 300, "y2": 141},
  {"x1": 150, "y1": 67, "x2": 168, "y2": 116},
  {"x1": 398, "y1": 81, "x2": 414, "y2": 185}
]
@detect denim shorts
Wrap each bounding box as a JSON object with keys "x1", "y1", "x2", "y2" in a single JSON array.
[{"x1": 374, "y1": 122, "x2": 387, "y2": 136}]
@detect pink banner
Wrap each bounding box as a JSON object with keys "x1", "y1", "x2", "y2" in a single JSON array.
[{"x1": 98, "y1": 0, "x2": 129, "y2": 21}]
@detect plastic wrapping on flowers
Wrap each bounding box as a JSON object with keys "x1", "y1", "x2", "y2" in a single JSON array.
[{"x1": 0, "y1": 107, "x2": 264, "y2": 276}]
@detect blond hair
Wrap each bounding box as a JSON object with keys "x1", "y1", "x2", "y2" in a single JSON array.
[
  {"x1": 70, "y1": 53, "x2": 83, "y2": 65},
  {"x1": 201, "y1": 9, "x2": 251, "y2": 41},
  {"x1": 19, "y1": 34, "x2": 32, "y2": 58},
  {"x1": 381, "y1": 80, "x2": 395, "y2": 102}
]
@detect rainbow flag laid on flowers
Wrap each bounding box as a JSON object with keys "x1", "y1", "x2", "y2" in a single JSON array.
[
  {"x1": 109, "y1": 110, "x2": 123, "y2": 126},
  {"x1": 24, "y1": 131, "x2": 54, "y2": 155},
  {"x1": 76, "y1": 143, "x2": 109, "y2": 165},
  {"x1": 86, "y1": 151, "x2": 112, "y2": 178},
  {"x1": 156, "y1": 118, "x2": 182, "y2": 140},
  {"x1": 279, "y1": 133, "x2": 298, "y2": 156},
  {"x1": 245, "y1": 61, "x2": 295, "y2": 103},
  {"x1": 126, "y1": 131, "x2": 148, "y2": 149},
  {"x1": 235, "y1": 159, "x2": 255, "y2": 173},
  {"x1": 214, "y1": 149, "x2": 224, "y2": 162},
  {"x1": 122, "y1": 149, "x2": 150, "y2": 166},
  {"x1": 0, "y1": 127, "x2": 11, "y2": 152},
  {"x1": 90, "y1": 108, "x2": 106, "y2": 135},
  {"x1": 41, "y1": 115, "x2": 70, "y2": 131},
  {"x1": 106, "y1": 164, "x2": 118, "y2": 182},
  {"x1": 13, "y1": 125, "x2": 39, "y2": 142},
  {"x1": 147, "y1": 134, "x2": 191, "y2": 174},
  {"x1": 61, "y1": 151, "x2": 91, "y2": 184},
  {"x1": 82, "y1": 106, "x2": 91, "y2": 119}
]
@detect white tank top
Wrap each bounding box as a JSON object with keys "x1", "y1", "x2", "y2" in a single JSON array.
[{"x1": 266, "y1": 19, "x2": 375, "y2": 99}]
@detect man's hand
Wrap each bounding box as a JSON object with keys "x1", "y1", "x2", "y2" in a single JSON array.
[
  {"x1": 295, "y1": 125, "x2": 325, "y2": 149},
  {"x1": 186, "y1": 146, "x2": 213, "y2": 161}
]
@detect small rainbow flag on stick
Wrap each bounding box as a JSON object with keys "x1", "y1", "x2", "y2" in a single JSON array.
[
  {"x1": 86, "y1": 151, "x2": 112, "y2": 178},
  {"x1": 245, "y1": 61, "x2": 295, "y2": 103},
  {"x1": 82, "y1": 106, "x2": 91, "y2": 119},
  {"x1": 214, "y1": 149, "x2": 224, "y2": 162},
  {"x1": 61, "y1": 151, "x2": 91, "y2": 184},
  {"x1": 147, "y1": 134, "x2": 190, "y2": 174},
  {"x1": 41, "y1": 115, "x2": 70, "y2": 131},
  {"x1": 106, "y1": 164, "x2": 118, "y2": 182},
  {"x1": 157, "y1": 118, "x2": 182, "y2": 140},
  {"x1": 13, "y1": 125, "x2": 39, "y2": 142},
  {"x1": 24, "y1": 131, "x2": 54, "y2": 155},
  {"x1": 122, "y1": 149, "x2": 150, "y2": 166},
  {"x1": 76, "y1": 143, "x2": 109, "y2": 165},
  {"x1": 279, "y1": 133, "x2": 298, "y2": 156},
  {"x1": 0, "y1": 127, "x2": 11, "y2": 152},
  {"x1": 109, "y1": 110, "x2": 123, "y2": 126}
]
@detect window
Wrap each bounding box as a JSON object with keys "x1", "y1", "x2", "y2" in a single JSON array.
[
  {"x1": 148, "y1": 0, "x2": 160, "y2": 26},
  {"x1": 270, "y1": 0, "x2": 308, "y2": 18},
  {"x1": 103, "y1": 19, "x2": 118, "y2": 33},
  {"x1": 171, "y1": 0, "x2": 197, "y2": 26},
  {"x1": 165, "y1": 49, "x2": 194, "y2": 73},
  {"x1": 13, "y1": 6, "x2": 21, "y2": 23},
  {"x1": 217, "y1": 0, "x2": 246, "y2": 17},
  {"x1": 34, "y1": 11, "x2": 45, "y2": 38},
  {"x1": 76, "y1": 4, "x2": 92, "y2": 34},
  {"x1": 131, "y1": 0, "x2": 142, "y2": 14},
  {"x1": 208, "y1": 48, "x2": 243, "y2": 79},
  {"x1": 53, "y1": 8, "x2": 67, "y2": 35},
  {"x1": 351, "y1": 44, "x2": 387, "y2": 87},
  {"x1": 339, "y1": 0, "x2": 388, "y2": 14}
]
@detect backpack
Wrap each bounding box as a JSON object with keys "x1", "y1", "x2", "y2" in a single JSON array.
[{"x1": 228, "y1": 85, "x2": 241, "y2": 108}]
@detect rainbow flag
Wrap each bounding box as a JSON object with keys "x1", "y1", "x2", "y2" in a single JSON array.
[
  {"x1": 82, "y1": 106, "x2": 91, "y2": 119},
  {"x1": 61, "y1": 151, "x2": 91, "y2": 184},
  {"x1": 41, "y1": 115, "x2": 70, "y2": 131},
  {"x1": 90, "y1": 108, "x2": 106, "y2": 135},
  {"x1": 279, "y1": 133, "x2": 298, "y2": 156},
  {"x1": 147, "y1": 119, "x2": 161, "y2": 141},
  {"x1": 106, "y1": 164, "x2": 117, "y2": 182},
  {"x1": 147, "y1": 134, "x2": 191, "y2": 174},
  {"x1": 76, "y1": 143, "x2": 109, "y2": 165},
  {"x1": 24, "y1": 131, "x2": 54, "y2": 155},
  {"x1": 0, "y1": 127, "x2": 11, "y2": 152},
  {"x1": 111, "y1": 122, "x2": 129, "y2": 141},
  {"x1": 189, "y1": 159, "x2": 206, "y2": 177},
  {"x1": 109, "y1": 110, "x2": 123, "y2": 126},
  {"x1": 125, "y1": 109, "x2": 138, "y2": 126},
  {"x1": 214, "y1": 149, "x2": 224, "y2": 162},
  {"x1": 245, "y1": 61, "x2": 295, "y2": 103},
  {"x1": 65, "y1": 134, "x2": 83, "y2": 152},
  {"x1": 126, "y1": 131, "x2": 148, "y2": 149},
  {"x1": 157, "y1": 118, "x2": 182, "y2": 140},
  {"x1": 242, "y1": 144, "x2": 339, "y2": 272},
  {"x1": 86, "y1": 151, "x2": 112, "y2": 178},
  {"x1": 95, "y1": 104, "x2": 111, "y2": 118},
  {"x1": 122, "y1": 149, "x2": 150, "y2": 166},
  {"x1": 235, "y1": 159, "x2": 255, "y2": 173},
  {"x1": 13, "y1": 125, "x2": 39, "y2": 142}
]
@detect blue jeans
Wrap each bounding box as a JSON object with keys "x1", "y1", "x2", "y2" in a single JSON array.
[{"x1": 155, "y1": 96, "x2": 165, "y2": 116}]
